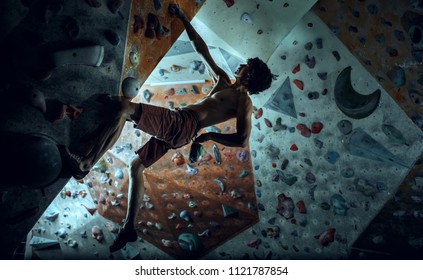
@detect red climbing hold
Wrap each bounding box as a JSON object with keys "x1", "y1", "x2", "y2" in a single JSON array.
[
  {"x1": 296, "y1": 200, "x2": 307, "y2": 214},
  {"x1": 223, "y1": 0, "x2": 235, "y2": 8},
  {"x1": 293, "y1": 79, "x2": 304, "y2": 90},
  {"x1": 292, "y1": 64, "x2": 300, "y2": 74},
  {"x1": 296, "y1": 123, "x2": 311, "y2": 137},
  {"x1": 319, "y1": 228, "x2": 336, "y2": 246},
  {"x1": 254, "y1": 107, "x2": 263, "y2": 119},
  {"x1": 290, "y1": 144, "x2": 298, "y2": 151},
  {"x1": 311, "y1": 122, "x2": 324, "y2": 134}
]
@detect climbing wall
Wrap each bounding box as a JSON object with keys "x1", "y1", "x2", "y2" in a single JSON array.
[
  {"x1": 22, "y1": 0, "x2": 423, "y2": 260},
  {"x1": 204, "y1": 10, "x2": 422, "y2": 260},
  {"x1": 313, "y1": 0, "x2": 423, "y2": 258},
  {"x1": 194, "y1": 0, "x2": 318, "y2": 61}
]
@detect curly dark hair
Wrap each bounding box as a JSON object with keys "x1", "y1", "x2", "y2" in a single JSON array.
[{"x1": 246, "y1": 57, "x2": 277, "y2": 95}]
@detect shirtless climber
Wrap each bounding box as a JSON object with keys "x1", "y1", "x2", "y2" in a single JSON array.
[{"x1": 63, "y1": 4, "x2": 276, "y2": 252}]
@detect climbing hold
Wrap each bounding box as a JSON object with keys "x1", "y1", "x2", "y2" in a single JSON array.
[
  {"x1": 188, "y1": 142, "x2": 203, "y2": 163},
  {"x1": 367, "y1": 4, "x2": 378, "y2": 15},
  {"x1": 304, "y1": 158, "x2": 312, "y2": 166},
  {"x1": 264, "y1": 77, "x2": 297, "y2": 118},
  {"x1": 122, "y1": 77, "x2": 141, "y2": 99},
  {"x1": 317, "y1": 72, "x2": 327, "y2": 80},
  {"x1": 201, "y1": 85, "x2": 211, "y2": 94},
  {"x1": 354, "y1": 178, "x2": 378, "y2": 197},
  {"x1": 276, "y1": 170, "x2": 298, "y2": 186},
  {"x1": 337, "y1": 120, "x2": 352, "y2": 135},
  {"x1": 164, "y1": 88, "x2": 175, "y2": 96},
  {"x1": 254, "y1": 107, "x2": 263, "y2": 119},
  {"x1": 409, "y1": 89, "x2": 423, "y2": 106},
  {"x1": 307, "y1": 91, "x2": 319, "y2": 100},
  {"x1": 281, "y1": 159, "x2": 289, "y2": 170},
  {"x1": 206, "y1": 126, "x2": 221, "y2": 133},
  {"x1": 223, "y1": 0, "x2": 235, "y2": 8},
  {"x1": 296, "y1": 200, "x2": 307, "y2": 214},
  {"x1": 158, "y1": 69, "x2": 166, "y2": 76},
  {"x1": 290, "y1": 144, "x2": 298, "y2": 151},
  {"x1": 236, "y1": 150, "x2": 249, "y2": 163},
  {"x1": 273, "y1": 117, "x2": 286, "y2": 131},
  {"x1": 318, "y1": 228, "x2": 336, "y2": 246},
  {"x1": 341, "y1": 168, "x2": 354, "y2": 178},
  {"x1": 316, "y1": 38, "x2": 323, "y2": 49},
  {"x1": 325, "y1": 151, "x2": 340, "y2": 164},
  {"x1": 265, "y1": 145, "x2": 280, "y2": 159},
  {"x1": 170, "y1": 64, "x2": 182, "y2": 72},
  {"x1": 264, "y1": 118, "x2": 272, "y2": 128},
  {"x1": 304, "y1": 42, "x2": 313, "y2": 50},
  {"x1": 129, "y1": 51, "x2": 139, "y2": 66},
  {"x1": 311, "y1": 122, "x2": 323, "y2": 134},
  {"x1": 176, "y1": 88, "x2": 187, "y2": 95},
  {"x1": 387, "y1": 66, "x2": 406, "y2": 87},
  {"x1": 304, "y1": 55, "x2": 316, "y2": 68},
  {"x1": 375, "y1": 33, "x2": 385, "y2": 44},
  {"x1": 171, "y1": 152, "x2": 185, "y2": 166},
  {"x1": 348, "y1": 25, "x2": 358, "y2": 33},
  {"x1": 143, "y1": 89, "x2": 152, "y2": 102},
  {"x1": 386, "y1": 46, "x2": 398, "y2": 57},
  {"x1": 240, "y1": 170, "x2": 249, "y2": 178},
  {"x1": 211, "y1": 144, "x2": 222, "y2": 164},
  {"x1": 114, "y1": 169, "x2": 124, "y2": 179},
  {"x1": 214, "y1": 178, "x2": 225, "y2": 192},
  {"x1": 330, "y1": 194, "x2": 349, "y2": 215},
  {"x1": 292, "y1": 64, "x2": 301, "y2": 74},
  {"x1": 344, "y1": 128, "x2": 410, "y2": 168},
  {"x1": 188, "y1": 201, "x2": 197, "y2": 208},
  {"x1": 241, "y1": 12, "x2": 253, "y2": 24},
  {"x1": 296, "y1": 123, "x2": 311, "y2": 137},
  {"x1": 86, "y1": 0, "x2": 102, "y2": 8},
  {"x1": 332, "y1": 51, "x2": 341, "y2": 61},
  {"x1": 166, "y1": 101, "x2": 174, "y2": 110},
  {"x1": 334, "y1": 66, "x2": 381, "y2": 119},
  {"x1": 293, "y1": 79, "x2": 304, "y2": 90},
  {"x1": 179, "y1": 210, "x2": 192, "y2": 222},
  {"x1": 185, "y1": 164, "x2": 198, "y2": 175},
  {"x1": 382, "y1": 124, "x2": 408, "y2": 145},
  {"x1": 133, "y1": 15, "x2": 144, "y2": 34},
  {"x1": 222, "y1": 204, "x2": 239, "y2": 218},
  {"x1": 178, "y1": 233, "x2": 202, "y2": 252},
  {"x1": 276, "y1": 194, "x2": 295, "y2": 219},
  {"x1": 305, "y1": 172, "x2": 316, "y2": 184},
  {"x1": 190, "y1": 85, "x2": 200, "y2": 94}
]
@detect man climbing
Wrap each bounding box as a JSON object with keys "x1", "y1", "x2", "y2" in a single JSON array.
[{"x1": 64, "y1": 4, "x2": 275, "y2": 252}]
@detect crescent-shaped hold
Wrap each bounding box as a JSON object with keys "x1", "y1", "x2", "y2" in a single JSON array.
[{"x1": 334, "y1": 66, "x2": 381, "y2": 119}]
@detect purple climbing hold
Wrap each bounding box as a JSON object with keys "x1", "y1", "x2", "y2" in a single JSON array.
[
  {"x1": 276, "y1": 194, "x2": 295, "y2": 219},
  {"x1": 305, "y1": 172, "x2": 316, "y2": 184},
  {"x1": 236, "y1": 150, "x2": 249, "y2": 163},
  {"x1": 304, "y1": 55, "x2": 316, "y2": 68}
]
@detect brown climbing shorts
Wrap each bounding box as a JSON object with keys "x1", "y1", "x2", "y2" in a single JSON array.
[{"x1": 134, "y1": 103, "x2": 200, "y2": 168}]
